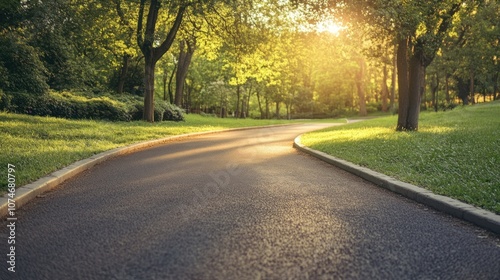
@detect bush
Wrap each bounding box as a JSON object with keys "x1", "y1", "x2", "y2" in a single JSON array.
[
  {"x1": 2, "y1": 91, "x2": 184, "y2": 122},
  {"x1": 131, "y1": 101, "x2": 185, "y2": 122},
  {"x1": 163, "y1": 102, "x2": 185, "y2": 121},
  {"x1": 0, "y1": 89, "x2": 12, "y2": 111},
  {"x1": 4, "y1": 91, "x2": 131, "y2": 121}
]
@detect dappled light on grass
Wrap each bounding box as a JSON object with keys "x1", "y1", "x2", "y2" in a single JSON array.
[
  {"x1": 304, "y1": 126, "x2": 400, "y2": 146},
  {"x1": 301, "y1": 102, "x2": 500, "y2": 214},
  {"x1": 418, "y1": 126, "x2": 457, "y2": 134}
]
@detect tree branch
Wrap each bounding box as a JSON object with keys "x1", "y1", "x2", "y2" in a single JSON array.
[
  {"x1": 154, "y1": 4, "x2": 187, "y2": 62},
  {"x1": 145, "y1": 0, "x2": 160, "y2": 47},
  {"x1": 137, "y1": 0, "x2": 146, "y2": 52},
  {"x1": 113, "y1": 0, "x2": 128, "y2": 26},
  {"x1": 423, "y1": 3, "x2": 462, "y2": 67}
]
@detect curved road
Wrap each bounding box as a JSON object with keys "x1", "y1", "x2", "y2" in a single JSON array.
[{"x1": 1, "y1": 124, "x2": 499, "y2": 279}]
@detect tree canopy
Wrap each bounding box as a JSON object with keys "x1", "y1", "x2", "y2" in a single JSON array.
[{"x1": 1, "y1": 0, "x2": 498, "y2": 125}]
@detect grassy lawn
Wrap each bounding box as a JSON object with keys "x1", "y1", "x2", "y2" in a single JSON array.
[
  {"x1": 1, "y1": 113, "x2": 311, "y2": 193},
  {"x1": 301, "y1": 101, "x2": 500, "y2": 214}
]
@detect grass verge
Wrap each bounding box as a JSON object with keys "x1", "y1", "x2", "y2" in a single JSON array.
[
  {"x1": 1, "y1": 113, "x2": 313, "y2": 193},
  {"x1": 301, "y1": 101, "x2": 500, "y2": 214}
]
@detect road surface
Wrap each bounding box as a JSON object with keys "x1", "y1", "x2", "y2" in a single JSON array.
[{"x1": 1, "y1": 123, "x2": 499, "y2": 279}]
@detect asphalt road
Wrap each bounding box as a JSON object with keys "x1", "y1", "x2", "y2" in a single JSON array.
[{"x1": 1, "y1": 123, "x2": 499, "y2": 279}]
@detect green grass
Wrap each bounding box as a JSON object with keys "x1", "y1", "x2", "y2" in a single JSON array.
[
  {"x1": 301, "y1": 101, "x2": 500, "y2": 214},
  {"x1": 1, "y1": 113, "x2": 310, "y2": 193}
]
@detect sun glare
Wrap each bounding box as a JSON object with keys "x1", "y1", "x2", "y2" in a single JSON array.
[{"x1": 316, "y1": 20, "x2": 346, "y2": 35}]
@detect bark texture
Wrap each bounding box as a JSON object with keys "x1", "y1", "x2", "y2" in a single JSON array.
[{"x1": 137, "y1": 0, "x2": 186, "y2": 122}]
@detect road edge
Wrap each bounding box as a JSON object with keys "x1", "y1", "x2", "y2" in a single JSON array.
[
  {"x1": 0, "y1": 123, "x2": 297, "y2": 217},
  {"x1": 293, "y1": 135, "x2": 500, "y2": 234}
]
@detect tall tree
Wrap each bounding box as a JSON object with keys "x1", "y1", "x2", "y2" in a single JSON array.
[
  {"x1": 137, "y1": 0, "x2": 187, "y2": 122},
  {"x1": 298, "y1": 0, "x2": 466, "y2": 130},
  {"x1": 174, "y1": 38, "x2": 196, "y2": 106},
  {"x1": 395, "y1": 1, "x2": 462, "y2": 131}
]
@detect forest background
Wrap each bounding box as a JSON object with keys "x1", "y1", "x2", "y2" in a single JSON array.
[{"x1": 0, "y1": 0, "x2": 499, "y2": 125}]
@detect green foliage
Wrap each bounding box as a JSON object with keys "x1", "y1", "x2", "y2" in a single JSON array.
[
  {"x1": 162, "y1": 102, "x2": 185, "y2": 122},
  {"x1": 108, "y1": 59, "x2": 145, "y2": 95},
  {"x1": 302, "y1": 101, "x2": 500, "y2": 213},
  {"x1": 131, "y1": 100, "x2": 185, "y2": 122},
  {"x1": 1, "y1": 91, "x2": 185, "y2": 122},
  {"x1": 0, "y1": 0, "x2": 23, "y2": 29},
  {"x1": 428, "y1": 0, "x2": 500, "y2": 105},
  {"x1": 0, "y1": 32, "x2": 49, "y2": 94},
  {"x1": 2, "y1": 91, "x2": 132, "y2": 121},
  {"x1": 0, "y1": 0, "x2": 496, "y2": 124},
  {"x1": 0, "y1": 89, "x2": 12, "y2": 110},
  {"x1": 30, "y1": 12, "x2": 104, "y2": 90}
]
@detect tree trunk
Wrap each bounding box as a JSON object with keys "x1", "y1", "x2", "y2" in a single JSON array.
[
  {"x1": 162, "y1": 68, "x2": 168, "y2": 101},
  {"x1": 431, "y1": 73, "x2": 439, "y2": 112},
  {"x1": 381, "y1": 63, "x2": 389, "y2": 112},
  {"x1": 275, "y1": 101, "x2": 280, "y2": 119},
  {"x1": 256, "y1": 91, "x2": 264, "y2": 119},
  {"x1": 117, "y1": 54, "x2": 130, "y2": 94},
  {"x1": 457, "y1": 77, "x2": 469, "y2": 105},
  {"x1": 286, "y1": 92, "x2": 293, "y2": 120},
  {"x1": 235, "y1": 84, "x2": 241, "y2": 118},
  {"x1": 405, "y1": 52, "x2": 425, "y2": 130},
  {"x1": 445, "y1": 74, "x2": 450, "y2": 103},
  {"x1": 185, "y1": 80, "x2": 191, "y2": 113},
  {"x1": 355, "y1": 57, "x2": 367, "y2": 116},
  {"x1": 469, "y1": 70, "x2": 475, "y2": 105},
  {"x1": 246, "y1": 91, "x2": 251, "y2": 118},
  {"x1": 219, "y1": 91, "x2": 225, "y2": 118},
  {"x1": 143, "y1": 54, "x2": 156, "y2": 122},
  {"x1": 240, "y1": 98, "x2": 246, "y2": 118},
  {"x1": 396, "y1": 37, "x2": 410, "y2": 131},
  {"x1": 168, "y1": 63, "x2": 176, "y2": 104},
  {"x1": 494, "y1": 71, "x2": 499, "y2": 100},
  {"x1": 396, "y1": 3, "x2": 458, "y2": 130},
  {"x1": 265, "y1": 97, "x2": 269, "y2": 119},
  {"x1": 175, "y1": 39, "x2": 194, "y2": 107},
  {"x1": 390, "y1": 43, "x2": 397, "y2": 111},
  {"x1": 137, "y1": 0, "x2": 186, "y2": 122}
]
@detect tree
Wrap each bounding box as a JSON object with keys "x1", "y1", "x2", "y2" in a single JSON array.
[
  {"x1": 111, "y1": 0, "x2": 139, "y2": 94},
  {"x1": 0, "y1": 33, "x2": 49, "y2": 94},
  {"x1": 298, "y1": 0, "x2": 467, "y2": 130},
  {"x1": 450, "y1": 0, "x2": 499, "y2": 103},
  {"x1": 395, "y1": 1, "x2": 462, "y2": 131},
  {"x1": 0, "y1": 1, "x2": 49, "y2": 94},
  {"x1": 136, "y1": 0, "x2": 187, "y2": 122},
  {"x1": 174, "y1": 38, "x2": 196, "y2": 107}
]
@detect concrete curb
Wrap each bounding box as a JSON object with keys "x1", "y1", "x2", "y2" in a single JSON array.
[
  {"x1": 0, "y1": 123, "x2": 296, "y2": 217},
  {"x1": 293, "y1": 135, "x2": 500, "y2": 234}
]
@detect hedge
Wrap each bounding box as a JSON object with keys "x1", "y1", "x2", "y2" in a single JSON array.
[{"x1": 0, "y1": 91, "x2": 184, "y2": 122}]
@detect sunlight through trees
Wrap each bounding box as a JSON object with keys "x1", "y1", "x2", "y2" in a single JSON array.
[{"x1": 1, "y1": 0, "x2": 498, "y2": 126}]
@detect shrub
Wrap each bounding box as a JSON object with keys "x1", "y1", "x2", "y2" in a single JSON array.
[
  {"x1": 131, "y1": 101, "x2": 185, "y2": 122},
  {"x1": 0, "y1": 89, "x2": 12, "y2": 111},
  {"x1": 5, "y1": 91, "x2": 131, "y2": 121},
  {"x1": 163, "y1": 102, "x2": 185, "y2": 121},
  {"x1": 3, "y1": 90, "x2": 184, "y2": 122}
]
